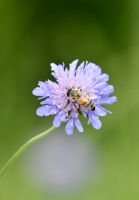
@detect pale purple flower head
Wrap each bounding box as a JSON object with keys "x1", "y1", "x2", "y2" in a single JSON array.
[{"x1": 33, "y1": 60, "x2": 117, "y2": 135}]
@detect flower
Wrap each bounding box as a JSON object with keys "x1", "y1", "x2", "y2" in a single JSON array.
[{"x1": 33, "y1": 60, "x2": 117, "y2": 135}]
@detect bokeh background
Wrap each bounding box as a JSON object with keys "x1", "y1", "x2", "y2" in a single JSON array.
[{"x1": 0, "y1": 0, "x2": 139, "y2": 199}]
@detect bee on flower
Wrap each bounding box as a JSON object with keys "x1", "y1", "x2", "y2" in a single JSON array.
[{"x1": 33, "y1": 60, "x2": 117, "y2": 135}]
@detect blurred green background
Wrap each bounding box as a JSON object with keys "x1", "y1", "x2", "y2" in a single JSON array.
[{"x1": 0, "y1": 0, "x2": 139, "y2": 199}]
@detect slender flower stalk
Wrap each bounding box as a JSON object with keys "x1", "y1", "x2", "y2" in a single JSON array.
[{"x1": 0, "y1": 126, "x2": 54, "y2": 177}]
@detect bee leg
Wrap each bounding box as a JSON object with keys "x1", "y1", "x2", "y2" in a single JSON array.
[
  {"x1": 68, "y1": 110, "x2": 71, "y2": 117},
  {"x1": 91, "y1": 104, "x2": 95, "y2": 111},
  {"x1": 77, "y1": 105, "x2": 82, "y2": 115},
  {"x1": 63, "y1": 99, "x2": 70, "y2": 109}
]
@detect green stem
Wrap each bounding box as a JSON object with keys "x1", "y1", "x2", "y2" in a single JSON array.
[{"x1": 0, "y1": 126, "x2": 55, "y2": 177}]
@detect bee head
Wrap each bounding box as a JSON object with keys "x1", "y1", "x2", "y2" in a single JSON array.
[{"x1": 67, "y1": 88, "x2": 81, "y2": 101}]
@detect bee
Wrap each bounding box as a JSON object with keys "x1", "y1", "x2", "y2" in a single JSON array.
[{"x1": 67, "y1": 88, "x2": 95, "y2": 111}]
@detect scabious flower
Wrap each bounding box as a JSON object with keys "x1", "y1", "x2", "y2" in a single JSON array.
[{"x1": 33, "y1": 60, "x2": 117, "y2": 135}]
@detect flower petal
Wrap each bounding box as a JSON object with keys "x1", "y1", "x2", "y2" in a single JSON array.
[
  {"x1": 68, "y1": 60, "x2": 78, "y2": 80},
  {"x1": 76, "y1": 62, "x2": 85, "y2": 76},
  {"x1": 74, "y1": 118, "x2": 83, "y2": 132},
  {"x1": 98, "y1": 73, "x2": 109, "y2": 83},
  {"x1": 36, "y1": 106, "x2": 51, "y2": 116},
  {"x1": 94, "y1": 82, "x2": 106, "y2": 90},
  {"x1": 40, "y1": 98, "x2": 52, "y2": 105},
  {"x1": 94, "y1": 106, "x2": 107, "y2": 117},
  {"x1": 53, "y1": 114, "x2": 61, "y2": 127},
  {"x1": 97, "y1": 105, "x2": 112, "y2": 114},
  {"x1": 36, "y1": 105, "x2": 58, "y2": 116},
  {"x1": 65, "y1": 118, "x2": 74, "y2": 135},
  {"x1": 32, "y1": 81, "x2": 49, "y2": 97},
  {"x1": 89, "y1": 114, "x2": 102, "y2": 129},
  {"x1": 51, "y1": 63, "x2": 65, "y2": 81},
  {"x1": 101, "y1": 85, "x2": 114, "y2": 95},
  {"x1": 59, "y1": 112, "x2": 67, "y2": 122},
  {"x1": 69, "y1": 59, "x2": 78, "y2": 71},
  {"x1": 50, "y1": 63, "x2": 58, "y2": 72},
  {"x1": 85, "y1": 63, "x2": 101, "y2": 77},
  {"x1": 99, "y1": 96, "x2": 117, "y2": 105}
]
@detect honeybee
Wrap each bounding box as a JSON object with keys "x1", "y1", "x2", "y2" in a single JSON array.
[{"x1": 67, "y1": 88, "x2": 95, "y2": 111}]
